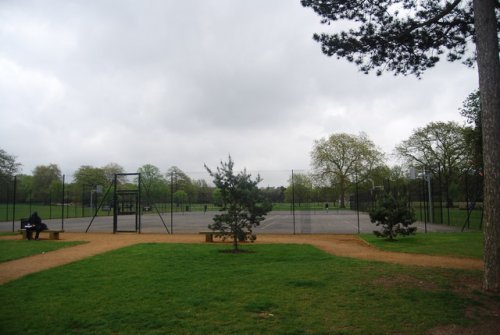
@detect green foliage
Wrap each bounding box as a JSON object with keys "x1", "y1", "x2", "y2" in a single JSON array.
[
  {"x1": 396, "y1": 121, "x2": 468, "y2": 178},
  {"x1": 412, "y1": 206, "x2": 484, "y2": 231},
  {"x1": 211, "y1": 188, "x2": 222, "y2": 206},
  {"x1": 173, "y1": 190, "x2": 188, "y2": 206},
  {"x1": 73, "y1": 165, "x2": 108, "y2": 189},
  {"x1": 460, "y1": 90, "x2": 482, "y2": 170},
  {"x1": 284, "y1": 172, "x2": 312, "y2": 204},
  {"x1": 0, "y1": 148, "x2": 21, "y2": 183},
  {"x1": 301, "y1": 0, "x2": 477, "y2": 77},
  {"x1": 102, "y1": 163, "x2": 125, "y2": 185},
  {"x1": 138, "y1": 164, "x2": 167, "y2": 204},
  {"x1": 370, "y1": 193, "x2": 416, "y2": 240},
  {"x1": 12, "y1": 174, "x2": 33, "y2": 202},
  {"x1": 167, "y1": 166, "x2": 196, "y2": 200},
  {"x1": 32, "y1": 164, "x2": 62, "y2": 204},
  {"x1": 311, "y1": 132, "x2": 384, "y2": 208},
  {"x1": 0, "y1": 244, "x2": 488, "y2": 334},
  {"x1": 205, "y1": 156, "x2": 271, "y2": 250}
]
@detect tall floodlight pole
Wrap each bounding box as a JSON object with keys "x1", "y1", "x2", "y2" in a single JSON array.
[
  {"x1": 12, "y1": 175, "x2": 17, "y2": 232},
  {"x1": 355, "y1": 173, "x2": 360, "y2": 234},
  {"x1": 292, "y1": 169, "x2": 296, "y2": 235},
  {"x1": 61, "y1": 174, "x2": 65, "y2": 231},
  {"x1": 424, "y1": 169, "x2": 433, "y2": 225},
  {"x1": 170, "y1": 172, "x2": 174, "y2": 234},
  {"x1": 410, "y1": 167, "x2": 427, "y2": 233},
  {"x1": 415, "y1": 168, "x2": 430, "y2": 233}
]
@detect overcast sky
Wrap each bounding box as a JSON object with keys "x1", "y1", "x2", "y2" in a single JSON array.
[{"x1": 0, "y1": 0, "x2": 478, "y2": 185}]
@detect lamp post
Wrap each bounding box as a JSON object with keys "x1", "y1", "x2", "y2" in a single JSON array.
[
  {"x1": 410, "y1": 167, "x2": 432, "y2": 232},
  {"x1": 423, "y1": 169, "x2": 433, "y2": 225},
  {"x1": 90, "y1": 185, "x2": 103, "y2": 213}
]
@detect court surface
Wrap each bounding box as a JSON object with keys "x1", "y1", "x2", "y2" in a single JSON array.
[{"x1": 0, "y1": 209, "x2": 461, "y2": 234}]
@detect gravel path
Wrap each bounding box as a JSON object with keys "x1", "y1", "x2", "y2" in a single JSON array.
[{"x1": 0, "y1": 232, "x2": 483, "y2": 285}]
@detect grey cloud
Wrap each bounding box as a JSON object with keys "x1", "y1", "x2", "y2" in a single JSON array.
[{"x1": 0, "y1": 0, "x2": 478, "y2": 177}]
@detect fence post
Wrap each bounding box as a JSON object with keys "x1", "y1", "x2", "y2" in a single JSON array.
[
  {"x1": 61, "y1": 175, "x2": 65, "y2": 231},
  {"x1": 11, "y1": 175, "x2": 17, "y2": 232}
]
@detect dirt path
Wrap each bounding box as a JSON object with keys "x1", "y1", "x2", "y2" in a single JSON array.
[{"x1": 0, "y1": 233, "x2": 483, "y2": 285}]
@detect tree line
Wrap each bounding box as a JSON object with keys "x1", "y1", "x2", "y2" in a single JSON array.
[{"x1": 0, "y1": 89, "x2": 481, "y2": 210}]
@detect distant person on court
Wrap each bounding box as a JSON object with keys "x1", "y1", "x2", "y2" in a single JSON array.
[{"x1": 26, "y1": 212, "x2": 48, "y2": 240}]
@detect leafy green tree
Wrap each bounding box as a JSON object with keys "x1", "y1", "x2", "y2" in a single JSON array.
[
  {"x1": 166, "y1": 166, "x2": 194, "y2": 202},
  {"x1": 311, "y1": 132, "x2": 384, "y2": 208},
  {"x1": 193, "y1": 179, "x2": 212, "y2": 204},
  {"x1": 365, "y1": 165, "x2": 391, "y2": 188},
  {"x1": 0, "y1": 148, "x2": 21, "y2": 203},
  {"x1": 16, "y1": 174, "x2": 33, "y2": 202},
  {"x1": 370, "y1": 193, "x2": 417, "y2": 240},
  {"x1": 0, "y1": 148, "x2": 21, "y2": 183},
  {"x1": 32, "y1": 164, "x2": 62, "y2": 204},
  {"x1": 284, "y1": 173, "x2": 313, "y2": 206},
  {"x1": 74, "y1": 165, "x2": 107, "y2": 188},
  {"x1": 261, "y1": 186, "x2": 286, "y2": 204},
  {"x1": 137, "y1": 164, "x2": 166, "y2": 204},
  {"x1": 460, "y1": 90, "x2": 482, "y2": 170},
  {"x1": 73, "y1": 166, "x2": 107, "y2": 206},
  {"x1": 301, "y1": 0, "x2": 500, "y2": 292},
  {"x1": 386, "y1": 165, "x2": 414, "y2": 195},
  {"x1": 205, "y1": 156, "x2": 271, "y2": 251},
  {"x1": 173, "y1": 190, "x2": 188, "y2": 208},
  {"x1": 102, "y1": 162, "x2": 125, "y2": 185},
  {"x1": 396, "y1": 121, "x2": 468, "y2": 206},
  {"x1": 212, "y1": 188, "x2": 222, "y2": 207}
]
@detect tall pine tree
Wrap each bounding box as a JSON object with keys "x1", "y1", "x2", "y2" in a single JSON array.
[{"x1": 301, "y1": 0, "x2": 500, "y2": 292}]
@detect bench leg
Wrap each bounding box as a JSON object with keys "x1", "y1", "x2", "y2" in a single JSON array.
[
  {"x1": 48, "y1": 232, "x2": 59, "y2": 240},
  {"x1": 205, "y1": 233, "x2": 213, "y2": 242},
  {"x1": 21, "y1": 230, "x2": 28, "y2": 240}
]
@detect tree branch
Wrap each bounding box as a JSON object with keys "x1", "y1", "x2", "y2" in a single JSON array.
[{"x1": 397, "y1": 0, "x2": 463, "y2": 38}]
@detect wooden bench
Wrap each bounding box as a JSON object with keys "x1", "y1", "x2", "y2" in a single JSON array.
[
  {"x1": 19, "y1": 229, "x2": 62, "y2": 240},
  {"x1": 199, "y1": 231, "x2": 252, "y2": 243}
]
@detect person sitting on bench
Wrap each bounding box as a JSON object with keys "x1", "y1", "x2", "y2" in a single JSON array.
[{"x1": 26, "y1": 212, "x2": 48, "y2": 240}]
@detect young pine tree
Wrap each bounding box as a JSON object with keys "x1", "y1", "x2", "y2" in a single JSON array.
[
  {"x1": 369, "y1": 193, "x2": 416, "y2": 241},
  {"x1": 205, "y1": 156, "x2": 271, "y2": 251}
]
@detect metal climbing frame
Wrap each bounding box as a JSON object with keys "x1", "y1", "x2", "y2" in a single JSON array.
[{"x1": 113, "y1": 173, "x2": 141, "y2": 233}]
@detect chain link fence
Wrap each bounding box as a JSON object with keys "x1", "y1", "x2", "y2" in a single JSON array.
[{"x1": 1, "y1": 168, "x2": 483, "y2": 233}]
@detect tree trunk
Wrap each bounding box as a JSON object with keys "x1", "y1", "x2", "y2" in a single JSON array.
[
  {"x1": 232, "y1": 223, "x2": 239, "y2": 251},
  {"x1": 339, "y1": 177, "x2": 346, "y2": 208},
  {"x1": 473, "y1": 0, "x2": 500, "y2": 292}
]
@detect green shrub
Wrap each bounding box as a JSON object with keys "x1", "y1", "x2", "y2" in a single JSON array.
[{"x1": 370, "y1": 193, "x2": 416, "y2": 240}]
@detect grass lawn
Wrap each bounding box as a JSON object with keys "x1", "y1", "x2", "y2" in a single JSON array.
[
  {"x1": 360, "y1": 232, "x2": 484, "y2": 259},
  {"x1": 1, "y1": 243, "x2": 497, "y2": 334},
  {"x1": 0, "y1": 232, "x2": 17, "y2": 236},
  {"x1": 0, "y1": 239, "x2": 86, "y2": 263},
  {"x1": 413, "y1": 207, "x2": 483, "y2": 230}
]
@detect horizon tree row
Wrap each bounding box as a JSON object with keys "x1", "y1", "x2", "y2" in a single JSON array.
[{"x1": 0, "y1": 90, "x2": 483, "y2": 210}]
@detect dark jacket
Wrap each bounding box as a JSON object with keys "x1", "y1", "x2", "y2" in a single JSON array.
[{"x1": 29, "y1": 212, "x2": 42, "y2": 226}]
